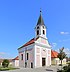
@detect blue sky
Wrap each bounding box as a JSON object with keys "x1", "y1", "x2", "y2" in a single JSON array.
[{"x1": 0, "y1": 0, "x2": 70, "y2": 58}]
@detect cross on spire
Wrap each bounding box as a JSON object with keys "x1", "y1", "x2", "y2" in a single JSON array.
[{"x1": 40, "y1": 8, "x2": 42, "y2": 13}]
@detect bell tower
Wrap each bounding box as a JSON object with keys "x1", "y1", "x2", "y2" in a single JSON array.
[{"x1": 35, "y1": 11, "x2": 47, "y2": 39}]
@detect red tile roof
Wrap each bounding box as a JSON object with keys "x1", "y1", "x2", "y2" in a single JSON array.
[
  {"x1": 23, "y1": 38, "x2": 35, "y2": 47},
  {"x1": 51, "y1": 50, "x2": 58, "y2": 58},
  {"x1": 18, "y1": 37, "x2": 39, "y2": 49},
  {"x1": 13, "y1": 56, "x2": 19, "y2": 60}
]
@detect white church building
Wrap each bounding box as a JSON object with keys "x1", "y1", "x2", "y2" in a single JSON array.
[{"x1": 18, "y1": 11, "x2": 51, "y2": 68}]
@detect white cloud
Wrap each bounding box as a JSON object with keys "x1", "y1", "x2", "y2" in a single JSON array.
[
  {"x1": 60, "y1": 32, "x2": 69, "y2": 35},
  {"x1": 64, "y1": 48, "x2": 70, "y2": 56},
  {"x1": 59, "y1": 39, "x2": 70, "y2": 42},
  {"x1": 63, "y1": 39, "x2": 70, "y2": 41},
  {"x1": 0, "y1": 52, "x2": 6, "y2": 55},
  {"x1": 51, "y1": 43, "x2": 57, "y2": 47},
  {"x1": 0, "y1": 52, "x2": 6, "y2": 58},
  {"x1": 0, "y1": 52, "x2": 14, "y2": 59}
]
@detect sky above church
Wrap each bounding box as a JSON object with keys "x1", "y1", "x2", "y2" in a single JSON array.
[{"x1": 0, "y1": 0, "x2": 70, "y2": 58}]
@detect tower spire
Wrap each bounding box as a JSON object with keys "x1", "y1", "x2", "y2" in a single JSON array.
[
  {"x1": 40, "y1": 8, "x2": 42, "y2": 13},
  {"x1": 37, "y1": 10, "x2": 45, "y2": 26},
  {"x1": 35, "y1": 10, "x2": 47, "y2": 38}
]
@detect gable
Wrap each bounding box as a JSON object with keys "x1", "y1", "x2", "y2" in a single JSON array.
[{"x1": 35, "y1": 37, "x2": 51, "y2": 48}]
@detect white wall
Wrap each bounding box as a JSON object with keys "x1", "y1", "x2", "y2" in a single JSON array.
[
  {"x1": 19, "y1": 52, "x2": 24, "y2": 67},
  {"x1": 35, "y1": 44, "x2": 51, "y2": 68},
  {"x1": 15, "y1": 60, "x2": 19, "y2": 67},
  {"x1": 34, "y1": 37, "x2": 51, "y2": 68},
  {"x1": 18, "y1": 37, "x2": 51, "y2": 68},
  {"x1": 18, "y1": 43, "x2": 35, "y2": 68},
  {"x1": 53, "y1": 58, "x2": 66, "y2": 65},
  {"x1": 12, "y1": 60, "x2": 19, "y2": 67}
]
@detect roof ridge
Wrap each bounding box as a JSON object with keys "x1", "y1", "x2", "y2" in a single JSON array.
[
  {"x1": 18, "y1": 37, "x2": 40, "y2": 50},
  {"x1": 18, "y1": 38, "x2": 35, "y2": 49}
]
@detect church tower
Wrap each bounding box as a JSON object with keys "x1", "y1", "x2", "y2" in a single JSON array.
[
  {"x1": 18, "y1": 10, "x2": 51, "y2": 68},
  {"x1": 35, "y1": 11, "x2": 47, "y2": 39}
]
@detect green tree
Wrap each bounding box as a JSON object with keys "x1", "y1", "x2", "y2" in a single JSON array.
[
  {"x1": 58, "y1": 47, "x2": 66, "y2": 66},
  {"x1": 2, "y1": 59, "x2": 9, "y2": 68}
]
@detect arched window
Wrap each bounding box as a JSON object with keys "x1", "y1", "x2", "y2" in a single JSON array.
[
  {"x1": 37, "y1": 30, "x2": 39, "y2": 35},
  {"x1": 37, "y1": 26, "x2": 39, "y2": 29},
  {"x1": 43, "y1": 30, "x2": 45, "y2": 35},
  {"x1": 43, "y1": 26, "x2": 45, "y2": 29}
]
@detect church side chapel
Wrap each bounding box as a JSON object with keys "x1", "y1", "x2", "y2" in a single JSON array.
[{"x1": 18, "y1": 11, "x2": 51, "y2": 68}]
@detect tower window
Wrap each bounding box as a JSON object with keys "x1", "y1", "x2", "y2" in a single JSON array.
[
  {"x1": 21, "y1": 54, "x2": 23, "y2": 60},
  {"x1": 43, "y1": 30, "x2": 45, "y2": 35},
  {"x1": 43, "y1": 26, "x2": 45, "y2": 29},
  {"x1": 27, "y1": 53, "x2": 29, "y2": 60},
  {"x1": 37, "y1": 26, "x2": 39, "y2": 29},
  {"x1": 37, "y1": 30, "x2": 39, "y2": 35}
]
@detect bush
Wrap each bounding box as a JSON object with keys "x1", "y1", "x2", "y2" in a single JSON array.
[
  {"x1": 63, "y1": 66, "x2": 68, "y2": 70},
  {"x1": 57, "y1": 70, "x2": 63, "y2": 72},
  {"x1": 59, "y1": 64, "x2": 62, "y2": 66},
  {"x1": 57, "y1": 63, "x2": 70, "y2": 72},
  {"x1": 2, "y1": 59, "x2": 9, "y2": 68}
]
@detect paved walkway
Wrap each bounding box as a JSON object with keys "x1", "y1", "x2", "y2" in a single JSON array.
[{"x1": 0, "y1": 66, "x2": 61, "y2": 72}]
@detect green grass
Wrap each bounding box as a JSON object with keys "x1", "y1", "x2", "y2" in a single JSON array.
[{"x1": 0, "y1": 67, "x2": 19, "y2": 71}]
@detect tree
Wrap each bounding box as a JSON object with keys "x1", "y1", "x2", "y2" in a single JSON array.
[
  {"x1": 58, "y1": 47, "x2": 66, "y2": 66},
  {"x1": 2, "y1": 59, "x2": 9, "y2": 68},
  {"x1": 57, "y1": 47, "x2": 66, "y2": 71}
]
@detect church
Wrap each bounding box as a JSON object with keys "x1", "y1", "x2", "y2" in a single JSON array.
[{"x1": 18, "y1": 11, "x2": 51, "y2": 68}]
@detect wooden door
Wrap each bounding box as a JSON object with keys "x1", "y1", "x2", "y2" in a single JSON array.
[{"x1": 42, "y1": 58, "x2": 46, "y2": 66}]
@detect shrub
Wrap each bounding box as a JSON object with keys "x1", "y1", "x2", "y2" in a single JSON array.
[
  {"x1": 59, "y1": 64, "x2": 62, "y2": 66},
  {"x1": 57, "y1": 63, "x2": 70, "y2": 72},
  {"x1": 2, "y1": 59, "x2": 9, "y2": 68},
  {"x1": 63, "y1": 66, "x2": 68, "y2": 70}
]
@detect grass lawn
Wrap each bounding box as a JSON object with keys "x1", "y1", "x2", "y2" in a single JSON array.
[{"x1": 0, "y1": 67, "x2": 19, "y2": 71}]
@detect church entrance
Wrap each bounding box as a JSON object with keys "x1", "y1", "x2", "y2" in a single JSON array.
[{"x1": 42, "y1": 58, "x2": 46, "y2": 66}]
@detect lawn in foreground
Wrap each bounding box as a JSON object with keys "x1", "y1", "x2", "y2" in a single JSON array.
[{"x1": 0, "y1": 67, "x2": 19, "y2": 71}]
